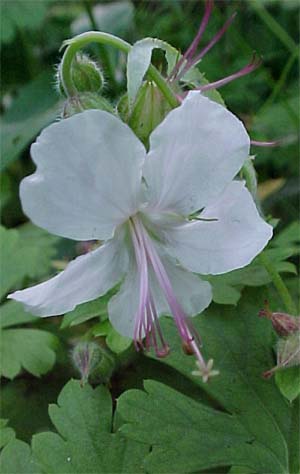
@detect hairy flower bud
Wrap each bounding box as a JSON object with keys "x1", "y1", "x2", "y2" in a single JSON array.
[
  {"x1": 117, "y1": 81, "x2": 172, "y2": 146},
  {"x1": 259, "y1": 301, "x2": 300, "y2": 336},
  {"x1": 71, "y1": 341, "x2": 115, "y2": 384},
  {"x1": 70, "y1": 53, "x2": 104, "y2": 94},
  {"x1": 56, "y1": 54, "x2": 104, "y2": 98},
  {"x1": 63, "y1": 92, "x2": 115, "y2": 118}
]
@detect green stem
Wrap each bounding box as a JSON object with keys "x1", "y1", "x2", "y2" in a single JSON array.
[
  {"x1": 60, "y1": 31, "x2": 179, "y2": 108},
  {"x1": 259, "y1": 252, "x2": 297, "y2": 315},
  {"x1": 251, "y1": 1, "x2": 296, "y2": 54}
]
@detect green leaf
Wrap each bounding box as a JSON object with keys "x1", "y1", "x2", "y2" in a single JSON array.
[
  {"x1": 0, "y1": 439, "x2": 40, "y2": 474},
  {"x1": 0, "y1": 224, "x2": 59, "y2": 299},
  {"x1": 272, "y1": 221, "x2": 300, "y2": 255},
  {"x1": 0, "y1": 380, "x2": 148, "y2": 473},
  {"x1": 0, "y1": 72, "x2": 60, "y2": 171},
  {"x1": 0, "y1": 226, "x2": 28, "y2": 299},
  {"x1": 118, "y1": 290, "x2": 297, "y2": 473},
  {"x1": 0, "y1": 223, "x2": 60, "y2": 379},
  {"x1": 61, "y1": 295, "x2": 109, "y2": 329},
  {"x1": 127, "y1": 37, "x2": 179, "y2": 106},
  {"x1": 0, "y1": 328, "x2": 59, "y2": 379},
  {"x1": 92, "y1": 320, "x2": 132, "y2": 354},
  {"x1": 204, "y1": 245, "x2": 297, "y2": 306},
  {"x1": 0, "y1": 301, "x2": 38, "y2": 328},
  {"x1": 0, "y1": 420, "x2": 15, "y2": 449},
  {"x1": 276, "y1": 367, "x2": 300, "y2": 402}
]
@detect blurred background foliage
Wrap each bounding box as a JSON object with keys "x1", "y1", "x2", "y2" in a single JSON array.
[{"x1": 0, "y1": 0, "x2": 299, "y2": 459}]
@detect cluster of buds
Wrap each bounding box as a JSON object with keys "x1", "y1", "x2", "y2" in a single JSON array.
[
  {"x1": 57, "y1": 53, "x2": 115, "y2": 118},
  {"x1": 259, "y1": 301, "x2": 300, "y2": 379},
  {"x1": 56, "y1": 1, "x2": 279, "y2": 149}
]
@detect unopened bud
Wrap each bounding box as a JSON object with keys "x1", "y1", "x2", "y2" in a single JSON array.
[
  {"x1": 117, "y1": 81, "x2": 172, "y2": 146},
  {"x1": 263, "y1": 331, "x2": 300, "y2": 379},
  {"x1": 71, "y1": 54, "x2": 104, "y2": 94},
  {"x1": 63, "y1": 93, "x2": 115, "y2": 118},
  {"x1": 259, "y1": 301, "x2": 300, "y2": 336},
  {"x1": 72, "y1": 341, "x2": 116, "y2": 384},
  {"x1": 72, "y1": 341, "x2": 102, "y2": 384}
]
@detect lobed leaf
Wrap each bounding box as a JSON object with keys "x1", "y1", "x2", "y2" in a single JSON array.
[
  {"x1": 0, "y1": 380, "x2": 148, "y2": 473},
  {"x1": 119, "y1": 289, "x2": 298, "y2": 473}
]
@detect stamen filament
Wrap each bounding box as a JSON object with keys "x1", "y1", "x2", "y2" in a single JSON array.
[
  {"x1": 129, "y1": 220, "x2": 149, "y2": 350},
  {"x1": 132, "y1": 217, "x2": 208, "y2": 371},
  {"x1": 129, "y1": 219, "x2": 169, "y2": 357},
  {"x1": 178, "y1": 12, "x2": 237, "y2": 81},
  {"x1": 170, "y1": 0, "x2": 213, "y2": 80},
  {"x1": 197, "y1": 54, "x2": 261, "y2": 92},
  {"x1": 250, "y1": 139, "x2": 281, "y2": 147}
]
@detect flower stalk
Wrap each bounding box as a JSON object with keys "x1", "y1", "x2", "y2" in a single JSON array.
[
  {"x1": 259, "y1": 252, "x2": 297, "y2": 316},
  {"x1": 60, "y1": 31, "x2": 179, "y2": 108}
]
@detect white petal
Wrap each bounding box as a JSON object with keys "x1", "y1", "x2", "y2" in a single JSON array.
[
  {"x1": 21, "y1": 110, "x2": 146, "y2": 241},
  {"x1": 143, "y1": 92, "x2": 249, "y2": 215},
  {"x1": 161, "y1": 181, "x2": 273, "y2": 275},
  {"x1": 108, "y1": 251, "x2": 212, "y2": 339},
  {"x1": 8, "y1": 232, "x2": 129, "y2": 317},
  {"x1": 150, "y1": 254, "x2": 213, "y2": 318},
  {"x1": 108, "y1": 257, "x2": 139, "y2": 338}
]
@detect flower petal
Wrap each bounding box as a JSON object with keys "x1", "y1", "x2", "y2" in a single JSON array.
[
  {"x1": 150, "y1": 254, "x2": 213, "y2": 318},
  {"x1": 107, "y1": 251, "x2": 212, "y2": 339},
  {"x1": 143, "y1": 91, "x2": 249, "y2": 215},
  {"x1": 21, "y1": 110, "x2": 146, "y2": 241},
  {"x1": 161, "y1": 181, "x2": 273, "y2": 275},
  {"x1": 8, "y1": 232, "x2": 129, "y2": 316},
  {"x1": 108, "y1": 257, "x2": 140, "y2": 338}
]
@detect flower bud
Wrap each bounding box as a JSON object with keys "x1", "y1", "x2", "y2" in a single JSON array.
[
  {"x1": 56, "y1": 54, "x2": 104, "y2": 98},
  {"x1": 71, "y1": 54, "x2": 104, "y2": 94},
  {"x1": 117, "y1": 81, "x2": 172, "y2": 146},
  {"x1": 263, "y1": 331, "x2": 300, "y2": 379},
  {"x1": 63, "y1": 92, "x2": 115, "y2": 118},
  {"x1": 71, "y1": 341, "x2": 115, "y2": 384},
  {"x1": 259, "y1": 301, "x2": 300, "y2": 337}
]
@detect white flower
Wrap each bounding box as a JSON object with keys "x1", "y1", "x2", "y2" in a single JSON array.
[{"x1": 9, "y1": 92, "x2": 272, "y2": 378}]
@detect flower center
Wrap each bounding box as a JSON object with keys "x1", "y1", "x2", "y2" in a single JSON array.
[{"x1": 129, "y1": 215, "x2": 207, "y2": 372}]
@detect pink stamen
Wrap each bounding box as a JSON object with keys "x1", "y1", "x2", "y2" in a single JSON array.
[
  {"x1": 130, "y1": 219, "x2": 169, "y2": 357},
  {"x1": 130, "y1": 221, "x2": 149, "y2": 350},
  {"x1": 195, "y1": 53, "x2": 261, "y2": 92},
  {"x1": 131, "y1": 217, "x2": 208, "y2": 372},
  {"x1": 170, "y1": 0, "x2": 214, "y2": 80},
  {"x1": 250, "y1": 139, "x2": 281, "y2": 147},
  {"x1": 178, "y1": 11, "x2": 237, "y2": 81}
]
